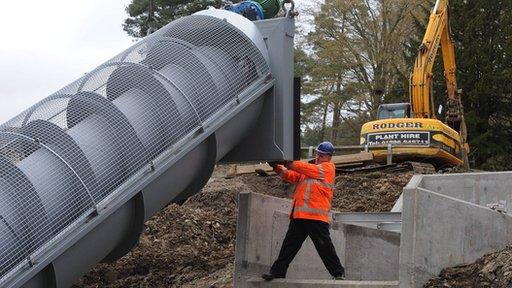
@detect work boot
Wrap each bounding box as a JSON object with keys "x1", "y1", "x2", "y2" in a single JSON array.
[{"x1": 261, "y1": 273, "x2": 284, "y2": 281}]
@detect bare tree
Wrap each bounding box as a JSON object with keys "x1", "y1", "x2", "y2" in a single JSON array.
[{"x1": 307, "y1": 0, "x2": 426, "y2": 118}]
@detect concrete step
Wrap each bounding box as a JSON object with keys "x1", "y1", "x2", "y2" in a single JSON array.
[{"x1": 246, "y1": 278, "x2": 399, "y2": 288}]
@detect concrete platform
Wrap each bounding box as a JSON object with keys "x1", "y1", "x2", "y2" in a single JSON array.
[{"x1": 246, "y1": 278, "x2": 399, "y2": 288}]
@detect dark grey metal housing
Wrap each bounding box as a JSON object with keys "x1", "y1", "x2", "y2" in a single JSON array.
[{"x1": 0, "y1": 9, "x2": 294, "y2": 288}]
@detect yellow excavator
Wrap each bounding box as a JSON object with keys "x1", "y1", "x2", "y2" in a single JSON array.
[{"x1": 360, "y1": 0, "x2": 469, "y2": 170}]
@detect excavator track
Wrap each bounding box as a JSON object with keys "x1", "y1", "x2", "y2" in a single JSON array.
[
  {"x1": 337, "y1": 161, "x2": 436, "y2": 174},
  {"x1": 404, "y1": 162, "x2": 437, "y2": 174}
]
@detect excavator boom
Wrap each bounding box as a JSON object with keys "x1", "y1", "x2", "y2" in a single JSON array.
[{"x1": 410, "y1": 0, "x2": 458, "y2": 119}]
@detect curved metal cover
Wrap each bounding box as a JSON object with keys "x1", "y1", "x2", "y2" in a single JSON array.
[{"x1": 0, "y1": 10, "x2": 269, "y2": 285}]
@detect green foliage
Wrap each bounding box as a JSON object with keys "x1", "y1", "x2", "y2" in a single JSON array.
[
  {"x1": 300, "y1": 0, "x2": 512, "y2": 170},
  {"x1": 442, "y1": 0, "x2": 512, "y2": 170},
  {"x1": 294, "y1": 48, "x2": 313, "y2": 79},
  {"x1": 123, "y1": 0, "x2": 239, "y2": 37}
]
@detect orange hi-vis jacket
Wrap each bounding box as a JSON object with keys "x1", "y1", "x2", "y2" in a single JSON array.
[{"x1": 276, "y1": 161, "x2": 336, "y2": 223}]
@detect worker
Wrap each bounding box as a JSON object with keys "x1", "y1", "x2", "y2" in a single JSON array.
[{"x1": 261, "y1": 141, "x2": 345, "y2": 281}]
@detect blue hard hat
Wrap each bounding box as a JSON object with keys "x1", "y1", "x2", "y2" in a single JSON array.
[{"x1": 316, "y1": 141, "x2": 334, "y2": 155}]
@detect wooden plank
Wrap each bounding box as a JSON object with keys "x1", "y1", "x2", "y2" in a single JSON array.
[
  {"x1": 331, "y1": 152, "x2": 373, "y2": 165},
  {"x1": 335, "y1": 162, "x2": 365, "y2": 168},
  {"x1": 233, "y1": 152, "x2": 374, "y2": 176},
  {"x1": 301, "y1": 145, "x2": 363, "y2": 157}
]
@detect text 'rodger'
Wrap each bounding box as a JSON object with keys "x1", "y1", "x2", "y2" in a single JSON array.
[{"x1": 372, "y1": 122, "x2": 423, "y2": 130}]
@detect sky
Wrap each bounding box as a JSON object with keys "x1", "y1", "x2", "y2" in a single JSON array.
[
  {"x1": 0, "y1": 0, "x2": 316, "y2": 124},
  {"x1": 0, "y1": 0, "x2": 134, "y2": 123}
]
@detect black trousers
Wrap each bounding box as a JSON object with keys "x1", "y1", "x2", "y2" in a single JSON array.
[{"x1": 269, "y1": 218, "x2": 345, "y2": 277}]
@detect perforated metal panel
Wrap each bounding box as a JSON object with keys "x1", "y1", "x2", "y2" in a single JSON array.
[{"x1": 0, "y1": 12, "x2": 269, "y2": 284}]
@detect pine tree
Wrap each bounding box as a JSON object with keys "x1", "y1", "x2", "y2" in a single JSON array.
[
  {"x1": 123, "y1": 0, "x2": 238, "y2": 37},
  {"x1": 446, "y1": 0, "x2": 512, "y2": 170}
]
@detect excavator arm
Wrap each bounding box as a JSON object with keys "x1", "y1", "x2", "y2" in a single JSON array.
[
  {"x1": 410, "y1": 0, "x2": 463, "y2": 123},
  {"x1": 410, "y1": 0, "x2": 468, "y2": 168},
  {"x1": 410, "y1": 0, "x2": 451, "y2": 119}
]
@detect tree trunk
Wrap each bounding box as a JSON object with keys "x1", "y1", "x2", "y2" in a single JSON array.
[
  {"x1": 331, "y1": 83, "x2": 342, "y2": 144},
  {"x1": 320, "y1": 101, "x2": 329, "y2": 142}
]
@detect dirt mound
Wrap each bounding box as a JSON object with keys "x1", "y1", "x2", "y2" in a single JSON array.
[
  {"x1": 239, "y1": 174, "x2": 291, "y2": 198},
  {"x1": 74, "y1": 170, "x2": 413, "y2": 288},
  {"x1": 73, "y1": 178, "x2": 245, "y2": 288},
  {"x1": 332, "y1": 171, "x2": 413, "y2": 212},
  {"x1": 424, "y1": 245, "x2": 512, "y2": 288}
]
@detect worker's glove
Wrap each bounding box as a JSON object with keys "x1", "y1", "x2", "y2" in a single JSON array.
[
  {"x1": 268, "y1": 161, "x2": 293, "y2": 170},
  {"x1": 268, "y1": 161, "x2": 283, "y2": 170},
  {"x1": 268, "y1": 161, "x2": 292, "y2": 170}
]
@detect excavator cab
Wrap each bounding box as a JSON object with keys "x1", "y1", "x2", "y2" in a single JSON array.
[{"x1": 377, "y1": 103, "x2": 411, "y2": 120}]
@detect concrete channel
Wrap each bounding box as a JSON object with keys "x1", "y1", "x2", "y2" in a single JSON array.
[{"x1": 234, "y1": 171, "x2": 512, "y2": 287}]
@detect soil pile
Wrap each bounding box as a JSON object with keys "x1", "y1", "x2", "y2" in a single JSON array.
[
  {"x1": 73, "y1": 178, "x2": 245, "y2": 288},
  {"x1": 74, "y1": 170, "x2": 413, "y2": 288},
  {"x1": 424, "y1": 245, "x2": 512, "y2": 288},
  {"x1": 239, "y1": 174, "x2": 292, "y2": 199},
  {"x1": 332, "y1": 171, "x2": 413, "y2": 212}
]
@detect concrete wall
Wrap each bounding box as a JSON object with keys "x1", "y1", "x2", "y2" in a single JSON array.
[
  {"x1": 270, "y1": 212, "x2": 345, "y2": 279},
  {"x1": 399, "y1": 186, "x2": 512, "y2": 287},
  {"x1": 419, "y1": 172, "x2": 512, "y2": 212},
  {"x1": 234, "y1": 192, "x2": 400, "y2": 287},
  {"x1": 343, "y1": 225, "x2": 400, "y2": 281},
  {"x1": 234, "y1": 192, "x2": 344, "y2": 287}
]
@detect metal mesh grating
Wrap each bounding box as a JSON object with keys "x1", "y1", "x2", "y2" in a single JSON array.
[{"x1": 0, "y1": 13, "x2": 269, "y2": 283}]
